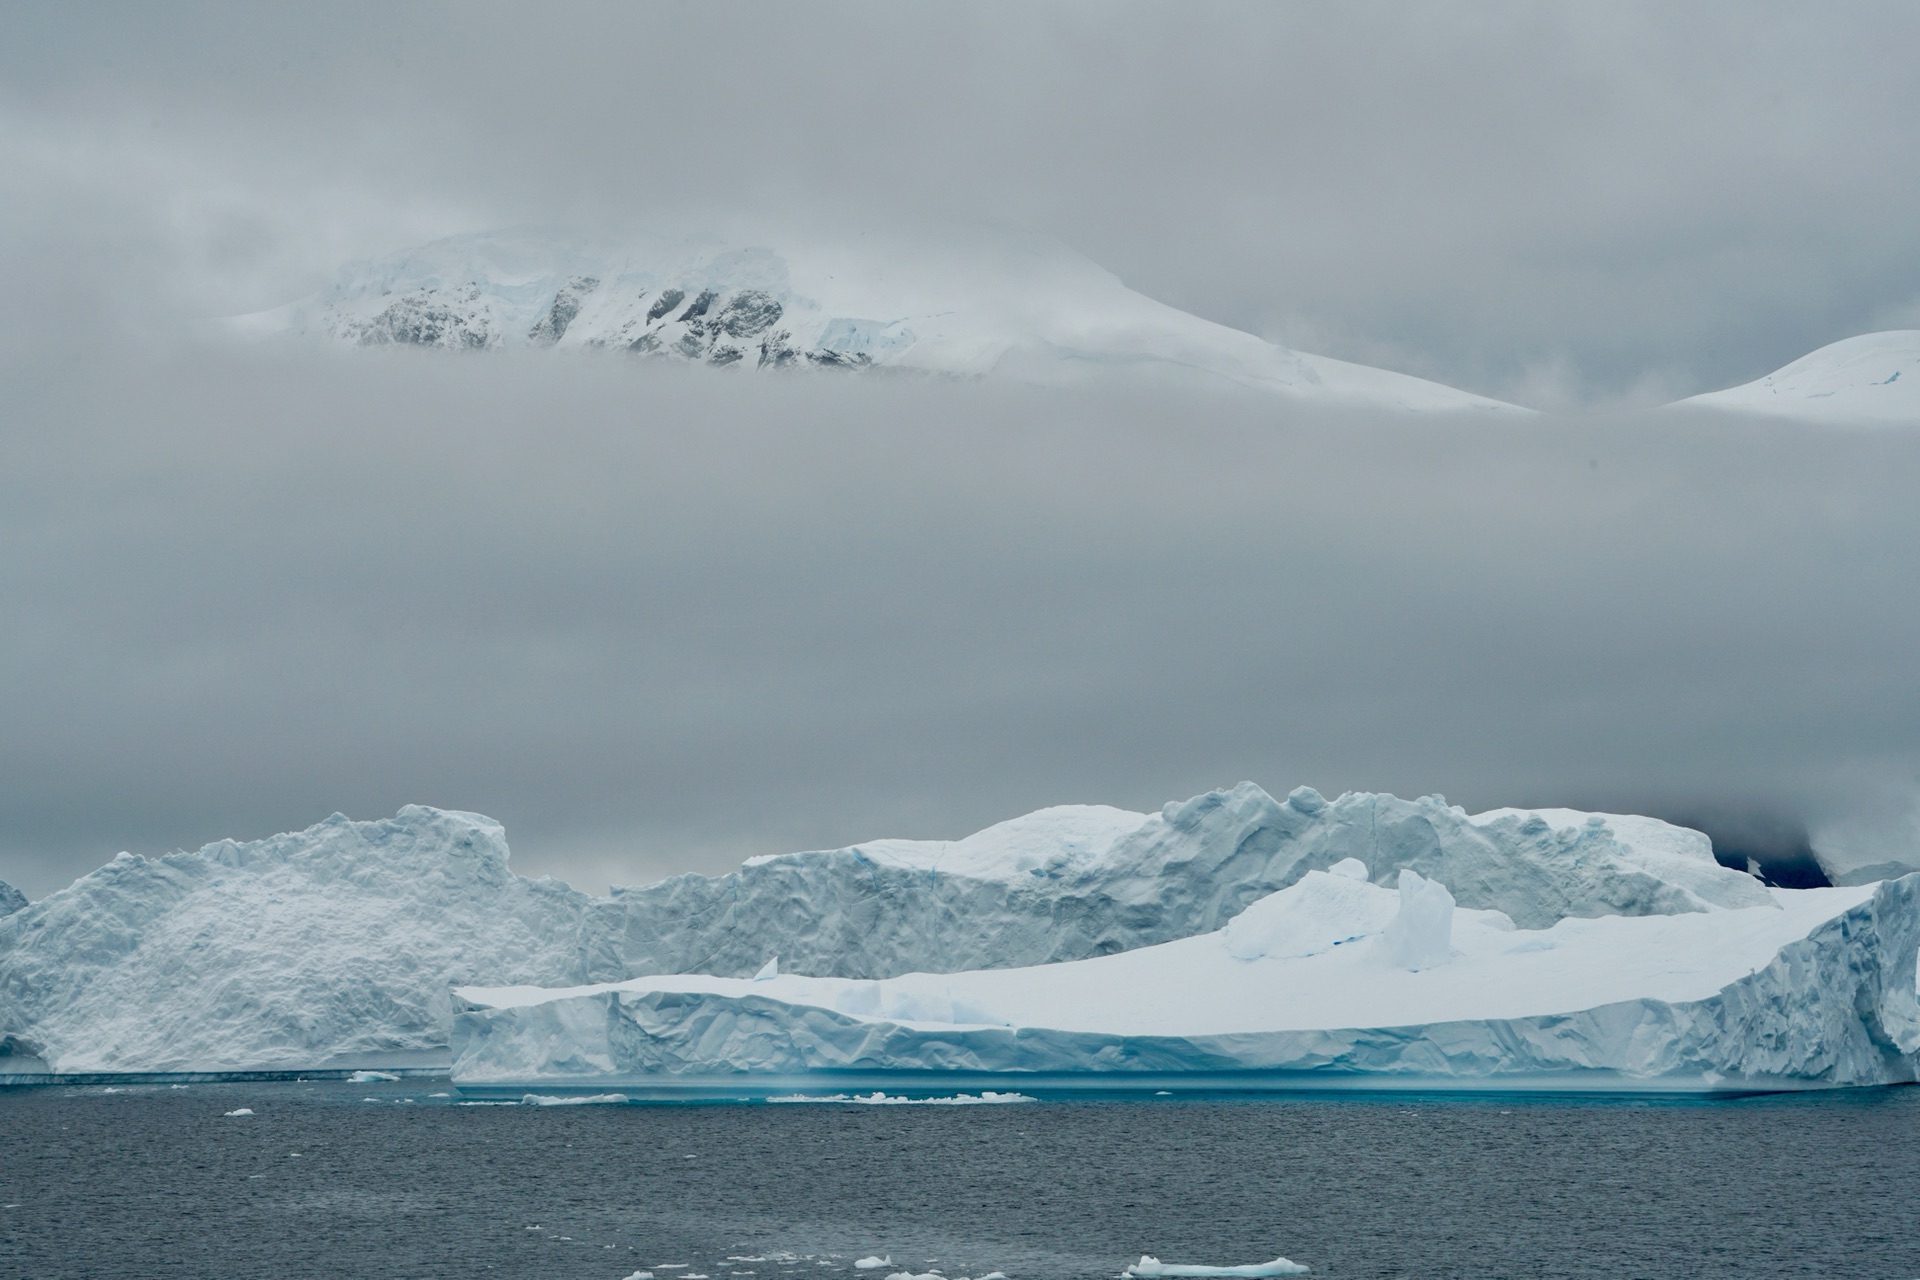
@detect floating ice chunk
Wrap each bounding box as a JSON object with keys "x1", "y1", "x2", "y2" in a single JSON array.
[
  {"x1": 754, "y1": 957, "x2": 779, "y2": 981},
  {"x1": 1125, "y1": 1256, "x2": 1309, "y2": 1277},
  {"x1": 518, "y1": 1092, "x2": 629, "y2": 1106},
  {"x1": 768, "y1": 1092, "x2": 1032, "y2": 1106},
  {"x1": 1327, "y1": 857, "x2": 1368, "y2": 881},
  {"x1": 621, "y1": 1272, "x2": 654, "y2": 1280},
  {"x1": 1373, "y1": 868, "x2": 1455, "y2": 970},
  {"x1": 853, "y1": 1257, "x2": 892, "y2": 1270},
  {"x1": 223, "y1": 1107, "x2": 253, "y2": 1116},
  {"x1": 348, "y1": 1070, "x2": 400, "y2": 1083}
]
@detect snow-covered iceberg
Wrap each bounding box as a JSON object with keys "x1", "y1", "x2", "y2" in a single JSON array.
[
  {"x1": 0, "y1": 783, "x2": 1855, "y2": 1078},
  {"x1": 1671, "y1": 330, "x2": 1920, "y2": 424},
  {"x1": 449, "y1": 869, "x2": 1920, "y2": 1094},
  {"x1": 235, "y1": 227, "x2": 1522, "y2": 413},
  {"x1": 603, "y1": 785, "x2": 1775, "y2": 983},
  {"x1": 0, "y1": 807, "x2": 624, "y2": 1073}
]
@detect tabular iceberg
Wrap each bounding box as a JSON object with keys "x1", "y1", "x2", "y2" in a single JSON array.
[
  {"x1": 449, "y1": 868, "x2": 1920, "y2": 1095},
  {"x1": 0, "y1": 783, "x2": 1781, "y2": 1074}
]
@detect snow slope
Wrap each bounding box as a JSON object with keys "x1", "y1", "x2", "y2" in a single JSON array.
[
  {"x1": 1673, "y1": 330, "x2": 1920, "y2": 423},
  {"x1": 450, "y1": 870, "x2": 1920, "y2": 1093},
  {"x1": 0, "y1": 786, "x2": 1779, "y2": 1074},
  {"x1": 0, "y1": 879, "x2": 24, "y2": 917},
  {"x1": 236, "y1": 228, "x2": 1522, "y2": 412}
]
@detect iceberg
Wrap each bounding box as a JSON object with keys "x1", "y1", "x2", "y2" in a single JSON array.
[
  {"x1": 0, "y1": 807, "x2": 624, "y2": 1074},
  {"x1": 447, "y1": 869, "x2": 1920, "y2": 1094},
  {"x1": 0, "y1": 782, "x2": 1851, "y2": 1077},
  {"x1": 0, "y1": 878, "x2": 24, "y2": 917},
  {"x1": 1125, "y1": 1257, "x2": 1310, "y2": 1278}
]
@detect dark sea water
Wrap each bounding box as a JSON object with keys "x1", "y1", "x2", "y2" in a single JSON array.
[{"x1": 3, "y1": 1081, "x2": 1918, "y2": 1280}]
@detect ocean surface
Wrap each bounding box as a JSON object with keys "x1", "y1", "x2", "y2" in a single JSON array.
[{"x1": 3, "y1": 1081, "x2": 1918, "y2": 1280}]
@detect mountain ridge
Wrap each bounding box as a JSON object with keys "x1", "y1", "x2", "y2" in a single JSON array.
[{"x1": 235, "y1": 228, "x2": 1525, "y2": 413}]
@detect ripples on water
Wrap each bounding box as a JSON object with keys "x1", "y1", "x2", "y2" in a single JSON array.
[{"x1": 2, "y1": 1082, "x2": 1918, "y2": 1279}]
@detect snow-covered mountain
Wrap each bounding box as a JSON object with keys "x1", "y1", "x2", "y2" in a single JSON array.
[
  {"x1": 1673, "y1": 330, "x2": 1920, "y2": 423},
  {"x1": 0, "y1": 783, "x2": 1797, "y2": 1076},
  {"x1": 237, "y1": 228, "x2": 1522, "y2": 412}
]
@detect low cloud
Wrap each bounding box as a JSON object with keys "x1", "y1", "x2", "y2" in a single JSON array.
[{"x1": 2, "y1": 349, "x2": 1917, "y2": 896}]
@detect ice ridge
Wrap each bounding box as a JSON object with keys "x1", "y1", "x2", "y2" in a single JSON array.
[{"x1": 0, "y1": 879, "x2": 24, "y2": 917}]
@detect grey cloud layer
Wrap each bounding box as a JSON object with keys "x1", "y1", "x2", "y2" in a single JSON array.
[
  {"x1": 3, "y1": 352, "x2": 1918, "y2": 896},
  {"x1": 3, "y1": 2, "x2": 1919, "y2": 403},
  {"x1": 4, "y1": 5, "x2": 1919, "y2": 898}
]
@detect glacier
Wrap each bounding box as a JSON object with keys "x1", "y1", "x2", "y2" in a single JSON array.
[
  {"x1": 233, "y1": 227, "x2": 1523, "y2": 413},
  {"x1": 0, "y1": 782, "x2": 1910, "y2": 1088},
  {"x1": 448, "y1": 869, "x2": 1920, "y2": 1095},
  {"x1": 1671, "y1": 330, "x2": 1920, "y2": 424}
]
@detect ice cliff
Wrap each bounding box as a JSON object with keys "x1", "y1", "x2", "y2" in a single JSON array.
[
  {"x1": 0, "y1": 784, "x2": 1842, "y2": 1077},
  {"x1": 0, "y1": 808, "x2": 622, "y2": 1073},
  {"x1": 450, "y1": 871, "x2": 1920, "y2": 1094},
  {"x1": 234, "y1": 228, "x2": 1522, "y2": 412}
]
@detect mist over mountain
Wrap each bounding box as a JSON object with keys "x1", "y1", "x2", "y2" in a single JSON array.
[{"x1": 238, "y1": 228, "x2": 1520, "y2": 412}]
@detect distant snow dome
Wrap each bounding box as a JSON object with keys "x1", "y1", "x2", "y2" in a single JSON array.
[
  {"x1": 232, "y1": 227, "x2": 1524, "y2": 413},
  {"x1": 1673, "y1": 330, "x2": 1920, "y2": 424}
]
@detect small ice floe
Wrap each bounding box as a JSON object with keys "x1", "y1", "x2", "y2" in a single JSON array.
[
  {"x1": 222, "y1": 1108, "x2": 254, "y2": 1117},
  {"x1": 428, "y1": 1092, "x2": 450, "y2": 1098},
  {"x1": 1125, "y1": 1256, "x2": 1309, "y2": 1277},
  {"x1": 348, "y1": 1070, "x2": 401, "y2": 1083},
  {"x1": 100, "y1": 1086, "x2": 125, "y2": 1094},
  {"x1": 766, "y1": 1092, "x2": 1032, "y2": 1106},
  {"x1": 519, "y1": 1093, "x2": 631, "y2": 1106},
  {"x1": 621, "y1": 1272, "x2": 654, "y2": 1280},
  {"x1": 754, "y1": 956, "x2": 779, "y2": 980},
  {"x1": 884, "y1": 1273, "x2": 1006, "y2": 1280},
  {"x1": 854, "y1": 1257, "x2": 892, "y2": 1270}
]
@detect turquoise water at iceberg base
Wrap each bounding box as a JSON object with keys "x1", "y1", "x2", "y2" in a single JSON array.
[{"x1": 2, "y1": 1081, "x2": 1918, "y2": 1280}]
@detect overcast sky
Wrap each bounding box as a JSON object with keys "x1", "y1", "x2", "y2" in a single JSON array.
[{"x1": 3, "y1": 4, "x2": 1919, "y2": 897}]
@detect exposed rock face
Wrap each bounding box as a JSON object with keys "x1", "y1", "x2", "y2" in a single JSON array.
[
  {"x1": 527, "y1": 276, "x2": 599, "y2": 344},
  {"x1": 238, "y1": 229, "x2": 1527, "y2": 411}
]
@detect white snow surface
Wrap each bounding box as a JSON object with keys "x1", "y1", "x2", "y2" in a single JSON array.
[
  {"x1": 235, "y1": 227, "x2": 1522, "y2": 413},
  {"x1": 1673, "y1": 330, "x2": 1920, "y2": 423},
  {"x1": 0, "y1": 785, "x2": 1789, "y2": 1074},
  {"x1": 450, "y1": 871, "x2": 1920, "y2": 1090}
]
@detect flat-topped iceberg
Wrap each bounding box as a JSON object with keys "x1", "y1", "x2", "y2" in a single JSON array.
[
  {"x1": 448, "y1": 868, "x2": 1920, "y2": 1094},
  {"x1": 0, "y1": 784, "x2": 1866, "y2": 1077}
]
